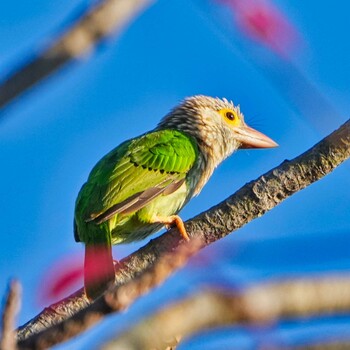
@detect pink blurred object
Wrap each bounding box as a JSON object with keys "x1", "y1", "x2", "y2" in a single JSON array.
[
  {"x1": 38, "y1": 253, "x2": 84, "y2": 304},
  {"x1": 39, "y1": 249, "x2": 120, "y2": 303},
  {"x1": 216, "y1": 0, "x2": 301, "y2": 59}
]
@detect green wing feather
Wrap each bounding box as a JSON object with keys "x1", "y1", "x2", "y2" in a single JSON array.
[
  {"x1": 74, "y1": 129, "x2": 198, "y2": 243},
  {"x1": 130, "y1": 131, "x2": 197, "y2": 173}
]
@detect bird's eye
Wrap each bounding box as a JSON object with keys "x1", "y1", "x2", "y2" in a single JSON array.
[{"x1": 225, "y1": 111, "x2": 235, "y2": 121}]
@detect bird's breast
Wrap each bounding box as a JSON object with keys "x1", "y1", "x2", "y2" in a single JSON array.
[{"x1": 109, "y1": 181, "x2": 190, "y2": 244}]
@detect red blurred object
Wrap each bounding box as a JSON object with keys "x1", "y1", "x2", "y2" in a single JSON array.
[{"x1": 216, "y1": 0, "x2": 301, "y2": 59}]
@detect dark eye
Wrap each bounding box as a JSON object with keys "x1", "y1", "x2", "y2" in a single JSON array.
[{"x1": 225, "y1": 111, "x2": 235, "y2": 121}]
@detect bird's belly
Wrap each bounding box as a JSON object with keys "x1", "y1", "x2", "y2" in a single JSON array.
[{"x1": 110, "y1": 183, "x2": 189, "y2": 244}]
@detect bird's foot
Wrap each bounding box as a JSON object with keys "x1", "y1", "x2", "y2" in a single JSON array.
[{"x1": 152, "y1": 215, "x2": 190, "y2": 241}]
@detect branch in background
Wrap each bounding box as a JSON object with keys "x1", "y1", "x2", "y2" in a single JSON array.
[
  {"x1": 101, "y1": 275, "x2": 350, "y2": 349},
  {"x1": 0, "y1": 0, "x2": 153, "y2": 110},
  {"x1": 295, "y1": 342, "x2": 350, "y2": 350},
  {"x1": 17, "y1": 118, "x2": 350, "y2": 348},
  {"x1": 1, "y1": 280, "x2": 21, "y2": 350}
]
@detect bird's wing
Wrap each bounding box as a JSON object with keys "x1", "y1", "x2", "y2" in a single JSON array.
[
  {"x1": 86, "y1": 178, "x2": 186, "y2": 224},
  {"x1": 76, "y1": 130, "x2": 198, "y2": 227}
]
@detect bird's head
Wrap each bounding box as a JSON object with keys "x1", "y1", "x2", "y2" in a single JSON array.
[{"x1": 158, "y1": 95, "x2": 277, "y2": 164}]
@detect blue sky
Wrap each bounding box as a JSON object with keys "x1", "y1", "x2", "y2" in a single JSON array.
[{"x1": 1, "y1": 0, "x2": 350, "y2": 348}]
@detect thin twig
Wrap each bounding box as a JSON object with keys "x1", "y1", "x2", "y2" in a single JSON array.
[
  {"x1": 0, "y1": 0, "x2": 153, "y2": 110},
  {"x1": 1, "y1": 280, "x2": 21, "y2": 350},
  {"x1": 102, "y1": 275, "x2": 350, "y2": 350},
  {"x1": 17, "y1": 118, "x2": 350, "y2": 348}
]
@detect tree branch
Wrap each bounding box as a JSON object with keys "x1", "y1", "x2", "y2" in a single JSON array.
[
  {"x1": 17, "y1": 118, "x2": 350, "y2": 348},
  {"x1": 18, "y1": 240, "x2": 203, "y2": 350},
  {"x1": 1, "y1": 280, "x2": 21, "y2": 350},
  {"x1": 101, "y1": 275, "x2": 350, "y2": 350},
  {"x1": 0, "y1": 0, "x2": 153, "y2": 110}
]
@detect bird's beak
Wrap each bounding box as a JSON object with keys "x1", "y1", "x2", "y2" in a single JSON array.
[{"x1": 235, "y1": 125, "x2": 278, "y2": 149}]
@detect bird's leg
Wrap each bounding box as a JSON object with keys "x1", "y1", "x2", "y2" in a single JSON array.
[{"x1": 151, "y1": 215, "x2": 190, "y2": 241}]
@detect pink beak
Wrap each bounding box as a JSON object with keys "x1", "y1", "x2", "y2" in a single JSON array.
[{"x1": 234, "y1": 125, "x2": 278, "y2": 149}]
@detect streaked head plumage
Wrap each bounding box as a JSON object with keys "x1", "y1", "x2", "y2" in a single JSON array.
[
  {"x1": 159, "y1": 96, "x2": 259, "y2": 166},
  {"x1": 158, "y1": 95, "x2": 277, "y2": 152},
  {"x1": 157, "y1": 95, "x2": 244, "y2": 137}
]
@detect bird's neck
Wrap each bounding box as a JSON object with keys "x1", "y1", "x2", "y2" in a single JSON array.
[
  {"x1": 189, "y1": 131, "x2": 238, "y2": 196},
  {"x1": 189, "y1": 152, "x2": 216, "y2": 196}
]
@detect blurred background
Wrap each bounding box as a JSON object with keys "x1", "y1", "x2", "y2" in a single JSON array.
[{"x1": 1, "y1": 0, "x2": 350, "y2": 348}]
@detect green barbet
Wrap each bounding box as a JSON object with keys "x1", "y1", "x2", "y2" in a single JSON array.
[{"x1": 74, "y1": 95, "x2": 277, "y2": 299}]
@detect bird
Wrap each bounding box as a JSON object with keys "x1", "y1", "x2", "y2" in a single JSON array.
[{"x1": 74, "y1": 95, "x2": 277, "y2": 300}]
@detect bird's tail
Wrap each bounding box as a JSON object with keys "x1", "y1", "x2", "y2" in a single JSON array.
[{"x1": 84, "y1": 232, "x2": 115, "y2": 300}]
